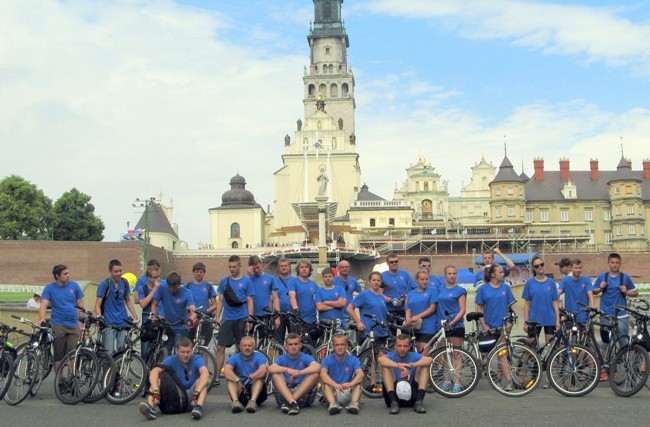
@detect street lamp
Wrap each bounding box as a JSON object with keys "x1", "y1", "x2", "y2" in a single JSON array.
[{"x1": 133, "y1": 197, "x2": 153, "y2": 267}]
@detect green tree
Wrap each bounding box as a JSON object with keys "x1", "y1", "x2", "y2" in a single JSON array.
[
  {"x1": 53, "y1": 188, "x2": 104, "y2": 241},
  {"x1": 0, "y1": 175, "x2": 53, "y2": 240}
]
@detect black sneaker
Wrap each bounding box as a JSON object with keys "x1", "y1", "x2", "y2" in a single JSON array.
[
  {"x1": 389, "y1": 400, "x2": 400, "y2": 415},
  {"x1": 139, "y1": 402, "x2": 157, "y2": 420},
  {"x1": 191, "y1": 405, "x2": 203, "y2": 420},
  {"x1": 288, "y1": 401, "x2": 300, "y2": 415},
  {"x1": 413, "y1": 401, "x2": 426, "y2": 414},
  {"x1": 280, "y1": 402, "x2": 290, "y2": 413}
]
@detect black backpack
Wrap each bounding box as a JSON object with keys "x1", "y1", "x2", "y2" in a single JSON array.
[{"x1": 99, "y1": 277, "x2": 128, "y2": 314}]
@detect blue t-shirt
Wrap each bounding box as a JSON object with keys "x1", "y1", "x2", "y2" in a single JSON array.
[
  {"x1": 97, "y1": 278, "x2": 131, "y2": 327},
  {"x1": 385, "y1": 351, "x2": 423, "y2": 379},
  {"x1": 153, "y1": 284, "x2": 195, "y2": 331},
  {"x1": 136, "y1": 283, "x2": 164, "y2": 317},
  {"x1": 162, "y1": 354, "x2": 205, "y2": 389},
  {"x1": 559, "y1": 275, "x2": 593, "y2": 323},
  {"x1": 406, "y1": 287, "x2": 438, "y2": 334},
  {"x1": 272, "y1": 276, "x2": 293, "y2": 312},
  {"x1": 274, "y1": 352, "x2": 316, "y2": 386},
  {"x1": 226, "y1": 351, "x2": 267, "y2": 377},
  {"x1": 334, "y1": 276, "x2": 362, "y2": 305},
  {"x1": 381, "y1": 270, "x2": 417, "y2": 311},
  {"x1": 321, "y1": 353, "x2": 361, "y2": 384},
  {"x1": 42, "y1": 281, "x2": 84, "y2": 327},
  {"x1": 249, "y1": 273, "x2": 274, "y2": 316},
  {"x1": 436, "y1": 285, "x2": 467, "y2": 329},
  {"x1": 593, "y1": 272, "x2": 636, "y2": 316},
  {"x1": 185, "y1": 281, "x2": 216, "y2": 313},
  {"x1": 315, "y1": 285, "x2": 346, "y2": 321},
  {"x1": 474, "y1": 267, "x2": 510, "y2": 287},
  {"x1": 475, "y1": 283, "x2": 516, "y2": 329},
  {"x1": 350, "y1": 290, "x2": 388, "y2": 338},
  {"x1": 217, "y1": 276, "x2": 255, "y2": 321},
  {"x1": 289, "y1": 278, "x2": 318, "y2": 323},
  {"x1": 522, "y1": 277, "x2": 558, "y2": 326},
  {"x1": 428, "y1": 275, "x2": 444, "y2": 288}
]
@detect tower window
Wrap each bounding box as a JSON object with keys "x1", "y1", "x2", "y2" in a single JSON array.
[
  {"x1": 341, "y1": 83, "x2": 349, "y2": 97},
  {"x1": 325, "y1": 47, "x2": 330, "y2": 55},
  {"x1": 230, "y1": 222, "x2": 240, "y2": 238},
  {"x1": 330, "y1": 83, "x2": 338, "y2": 97}
]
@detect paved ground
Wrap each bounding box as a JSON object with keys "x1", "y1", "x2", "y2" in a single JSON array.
[{"x1": 2, "y1": 373, "x2": 649, "y2": 427}]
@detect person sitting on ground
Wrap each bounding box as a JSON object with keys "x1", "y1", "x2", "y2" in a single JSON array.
[
  {"x1": 138, "y1": 337, "x2": 209, "y2": 421},
  {"x1": 268, "y1": 333, "x2": 320, "y2": 415},
  {"x1": 224, "y1": 336, "x2": 268, "y2": 413},
  {"x1": 319, "y1": 334, "x2": 363, "y2": 415},
  {"x1": 378, "y1": 333, "x2": 433, "y2": 415}
]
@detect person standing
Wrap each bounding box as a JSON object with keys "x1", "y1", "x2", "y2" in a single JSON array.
[
  {"x1": 95, "y1": 259, "x2": 139, "y2": 355},
  {"x1": 272, "y1": 258, "x2": 294, "y2": 342},
  {"x1": 334, "y1": 260, "x2": 362, "y2": 306},
  {"x1": 320, "y1": 334, "x2": 363, "y2": 415},
  {"x1": 248, "y1": 255, "x2": 275, "y2": 317},
  {"x1": 289, "y1": 260, "x2": 318, "y2": 324},
  {"x1": 381, "y1": 254, "x2": 416, "y2": 317},
  {"x1": 522, "y1": 257, "x2": 560, "y2": 346},
  {"x1": 558, "y1": 258, "x2": 595, "y2": 325},
  {"x1": 185, "y1": 262, "x2": 217, "y2": 346},
  {"x1": 404, "y1": 270, "x2": 438, "y2": 354},
  {"x1": 26, "y1": 292, "x2": 42, "y2": 310},
  {"x1": 38, "y1": 264, "x2": 85, "y2": 369},
  {"x1": 315, "y1": 267, "x2": 346, "y2": 324},
  {"x1": 152, "y1": 272, "x2": 196, "y2": 354},
  {"x1": 474, "y1": 248, "x2": 515, "y2": 287},
  {"x1": 136, "y1": 264, "x2": 162, "y2": 360},
  {"x1": 347, "y1": 272, "x2": 389, "y2": 342},
  {"x1": 417, "y1": 257, "x2": 443, "y2": 288},
  {"x1": 554, "y1": 258, "x2": 572, "y2": 279},
  {"x1": 215, "y1": 255, "x2": 255, "y2": 387}
]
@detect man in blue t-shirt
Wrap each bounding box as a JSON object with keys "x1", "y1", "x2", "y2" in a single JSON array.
[
  {"x1": 248, "y1": 255, "x2": 275, "y2": 317},
  {"x1": 95, "y1": 259, "x2": 139, "y2": 355},
  {"x1": 215, "y1": 255, "x2": 255, "y2": 387},
  {"x1": 417, "y1": 257, "x2": 443, "y2": 288},
  {"x1": 269, "y1": 333, "x2": 321, "y2": 415},
  {"x1": 334, "y1": 260, "x2": 362, "y2": 306},
  {"x1": 224, "y1": 336, "x2": 268, "y2": 413},
  {"x1": 185, "y1": 262, "x2": 217, "y2": 346},
  {"x1": 272, "y1": 258, "x2": 294, "y2": 342},
  {"x1": 558, "y1": 258, "x2": 595, "y2": 325},
  {"x1": 320, "y1": 334, "x2": 363, "y2": 415},
  {"x1": 152, "y1": 272, "x2": 196, "y2": 354},
  {"x1": 39, "y1": 264, "x2": 85, "y2": 369},
  {"x1": 316, "y1": 268, "x2": 346, "y2": 323},
  {"x1": 473, "y1": 248, "x2": 515, "y2": 287},
  {"x1": 136, "y1": 264, "x2": 163, "y2": 360},
  {"x1": 381, "y1": 254, "x2": 416, "y2": 316},
  {"x1": 289, "y1": 260, "x2": 318, "y2": 324},
  {"x1": 378, "y1": 334, "x2": 432, "y2": 414},
  {"x1": 139, "y1": 337, "x2": 209, "y2": 420},
  {"x1": 593, "y1": 252, "x2": 637, "y2": 358}
]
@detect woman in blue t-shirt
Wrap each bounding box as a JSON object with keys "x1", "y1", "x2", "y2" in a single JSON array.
[
  {"x1": 475, "y1": 264, "x2": 516, "y2": 332},
  {"x1": 347, "y1": 271, "x2": 388, "y2": 341},
  {"x1": 436, "y1": 265, "x2": 467, "y2": 348},
  {"x1": 405, "y1": 270, "x2": 438, "y2": 354},
  {"x1": 522, "y1": 257, "x2": 560, "y2": 345}
]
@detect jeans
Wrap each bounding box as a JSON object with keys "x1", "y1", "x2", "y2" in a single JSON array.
[
  {"x1": 166, "y1": 328, "x2": 189, "y2": 354},
  {"x1": 101, "y1": 326, "x2": 126, "y2": 355},
  {"x1": 600, "y1": 315, "x2": 630, "y2": 349}
]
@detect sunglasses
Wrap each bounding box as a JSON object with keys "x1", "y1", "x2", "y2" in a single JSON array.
[
  {"x1": 388, "y1": 260, "x2": 399, "y2": 264},
  {"x1": 533, "y1": 263, "x2": 545, "y2": 268},
  {"x1": 183, "y1": 368, "x2": 190, "y2": 382},
  {"x1": 420, "y1": 264, "x2": 431, "y2": 268}
]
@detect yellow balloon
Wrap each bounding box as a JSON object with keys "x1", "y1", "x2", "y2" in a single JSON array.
[{"x1": 122, "y1": 272, "x2": 137, "y2": 287}]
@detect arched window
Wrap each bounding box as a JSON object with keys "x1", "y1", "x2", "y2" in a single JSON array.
[
  {"x1": 330, "y1": 83, "x2": 338, "y2": 97},
  {"x1": 230, "y1": 222, "x2": 240, "y2": 238},
  {"x1": 323, "y1": 2, "x2": 331, "y2": 19},
  {"x1": 342, "y1": 83, "x2": 349, "y2": 97},
  {"x1": 319, "y1": 84, "x2": 326, "y2": 96},
  {"x1": 231, "y1": 241, "x2": 239, "y2": 249},
  {"x1": 308, "y1": 84, "x2": 316, "y2": 97}
]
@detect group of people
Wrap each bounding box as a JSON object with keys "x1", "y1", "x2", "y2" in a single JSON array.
[{"x1": 35, "y1": 250, "x2": 637, "y2": 420}]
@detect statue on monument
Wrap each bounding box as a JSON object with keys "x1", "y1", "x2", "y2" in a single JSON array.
[
  {"x1": 349, "y1": 133, "x2": 356, "y2": 144},
  {"x1": 297, "y1": 119, "x2": 302, "y2": 131},
  {"x1": 284, "y1": 134, "x2": 290, "y2": 145},
  {"x1": 338, "y1": 117, "x2": 343, "y2": 130},
  {"x1": 317, "y1": 167, "x2": 328, "y2": 196}
]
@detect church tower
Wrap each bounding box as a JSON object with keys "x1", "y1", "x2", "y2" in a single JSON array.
[{"x1": 270, "y1": 0, "x2": 360, "y2": 245}]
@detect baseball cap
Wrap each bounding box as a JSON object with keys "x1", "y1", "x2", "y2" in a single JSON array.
[{"x1": 555, "y1": 258, "x2": 571, "y2": 268}]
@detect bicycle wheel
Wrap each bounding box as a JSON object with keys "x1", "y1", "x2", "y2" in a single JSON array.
[
  {"x1": 429, "y1": 346, "x2": 480, "y2": 398},
  {"x1": 106, "y1": 352, "x2": 147, "y2": 404},
  {"x1": 0, "y1": 352, "x2": 14, "y2": 400},
  {"x1": 301, "y1": 343, "x2": 317, "y2": 359},
  {"x1": 486, "y1": 342, "x2": 541, "y2": 397},
  {"x1": 314, "y1": 343, "x2": 331, "y2": 362},
  {"x1": 263, "y1": 344, "x2": 284, "y2": 395},
  {"x1": 609, "y1": 343, "x2": 650, "y2": 397},
  {"x1": 146, "y1": 345, "x2": 169, "y2": 368},
  {"x1": 358, "y1": 346, "x2": 390, "y2": 398},
  {"x1": 547, "y1": 344, "x2": 599, "y2": 397},
  {"x1": 195, "y1": 346, "x2": 217, "y2": 393},
  {"x1": 55, "y1": 348, "x2": 100, "y2": 405},
  {"x1": 84, "y1": 351, "x2": 117, "y2": 403},
  {"x1": 4, "y1": 351, "x2": 38, "y2": 405}
]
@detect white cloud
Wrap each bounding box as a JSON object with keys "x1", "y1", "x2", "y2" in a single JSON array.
[{"x1": 367, "y1": 0, "x2": 650, "y2": 74}]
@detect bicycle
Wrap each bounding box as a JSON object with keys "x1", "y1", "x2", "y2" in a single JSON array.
[
  {"x1": 105, "y1": 318, "x2": 148, "y2": 404},
  {"x1": 0, "y1": 323, "x2": 18, "y2": 400},
  {"x1": 607, "y1": 303, "x2": 650, "y2": 397},
  {"x1": 483, "y1": 309, "x2": 542, "y2": 397},
  {"x1": 425, "y1": 313, "x2": 480, "y2": 398},
  {"x1": 4, "y1": 315, "x2": 54, "y2": 405},
  {"x1": 192, "y1": 311, "x2": 218, "y2": 393},
  {"x1": 523, "y1": 308, "x2": 599, "y2": 397},
  {"x1": 349, "y1": 314, "x2": 393, "y2": 399}
]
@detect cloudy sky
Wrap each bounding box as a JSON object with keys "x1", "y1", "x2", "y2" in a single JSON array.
[{"x1": 2, "y1": 0, "x2": 649, "y2": 248}]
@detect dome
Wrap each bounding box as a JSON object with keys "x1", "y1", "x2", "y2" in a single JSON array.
[{"x1": 221, "y1": 174, "x2": 257, "y2": 206}]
